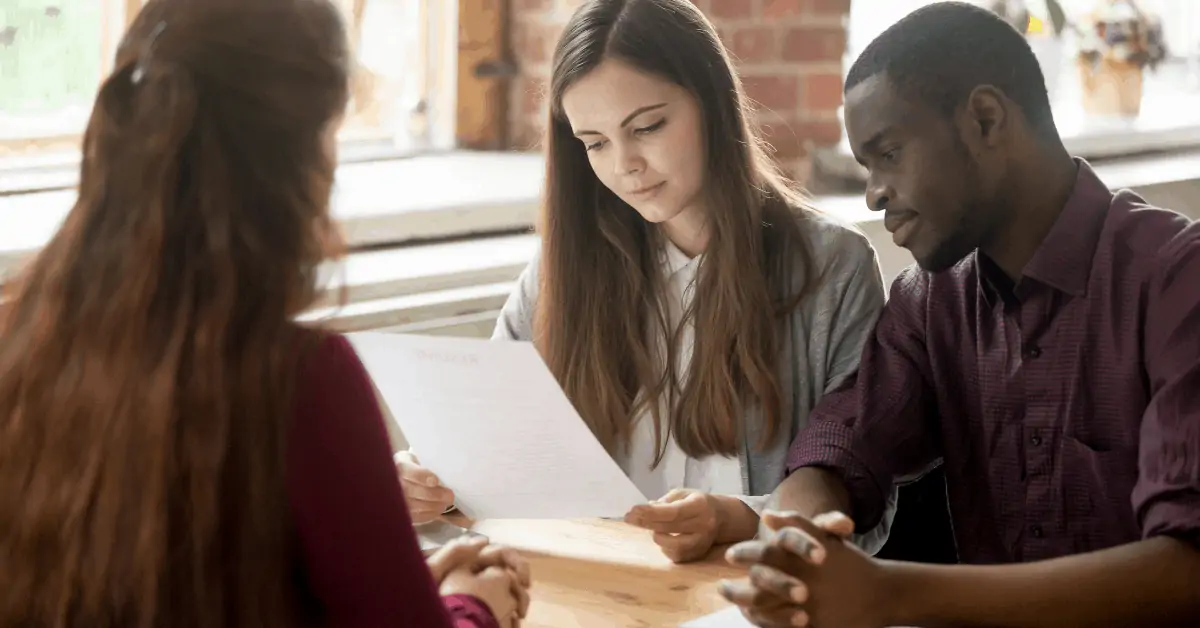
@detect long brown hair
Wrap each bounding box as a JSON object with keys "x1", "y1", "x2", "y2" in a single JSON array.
[
  {"x1": 0, "y1": 1, "x2": 349, "y2": 626},
  {"x1": 538, "y1": 0, "x2": 820, "y2": 463}
]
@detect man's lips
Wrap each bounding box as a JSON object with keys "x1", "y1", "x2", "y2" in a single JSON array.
[
  {"x1": 883, "y1": 210, "x2": 917, "y2": 233},
  {"x1": 884, "y1": 210, "x2": 919, "y2": 247}
]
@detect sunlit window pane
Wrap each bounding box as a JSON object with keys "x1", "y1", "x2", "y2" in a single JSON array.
[{"x1": 0, "y1": 1, "x2": 103, "y2": 153}]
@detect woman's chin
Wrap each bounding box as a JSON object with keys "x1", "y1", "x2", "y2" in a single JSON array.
[{"x1": 630, "y1": 203, "x2": 683, "y2": 225}]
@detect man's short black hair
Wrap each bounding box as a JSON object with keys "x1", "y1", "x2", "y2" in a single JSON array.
[{"x1": 845, "y1": 1, "x2": 1056, "y2": 137}]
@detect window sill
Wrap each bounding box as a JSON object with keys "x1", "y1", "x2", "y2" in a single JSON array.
[
  {"x1": 4, "y1": 148, "x2": 1200, "y2": 335},
  {"x1": 0, "y1": 151, "x2": 545, "y2": 274},
  {"x1": 815, "y1": 121, "x2": 1200, "y2": 183}
]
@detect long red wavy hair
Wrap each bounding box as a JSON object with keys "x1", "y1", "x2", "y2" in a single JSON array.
[{"x1": 0, "y1": 1, "x2": 349, "y2": 626}]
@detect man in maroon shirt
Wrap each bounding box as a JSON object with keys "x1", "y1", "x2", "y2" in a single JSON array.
[{"x1": 719, "y1": 3, "x2": 1200, "y2": 627}]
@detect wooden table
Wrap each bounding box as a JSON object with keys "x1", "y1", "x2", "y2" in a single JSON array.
[{"x1": 454, "y1": 517, "x2": 744, "y2": 627}]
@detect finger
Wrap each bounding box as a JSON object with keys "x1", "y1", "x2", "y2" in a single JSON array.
[
  {"x1": 631, "y1": 515, "x2": 710, "y2": 535},
  {"x1": 717, "y1": 579, "x2": 780, "y2": 608},
  {"x1": 426, "y1": 536, "x2": 487, "y2": 581},
  {"x1": 408, "y1": 502, "x2": 454, "y2": 523},
  {"x1": 748, "y1": 564, "x2": 807, "y2": 604},
  {"x1": 393, "y1": 450, "x2": 420, "y2": 466},
  {"x1": 652, "y1": 532, "x2": 707, "y2": 563},
  {"x1": 720, "y1": 581, "x2": 806, "y2": 628},
  {"x1": 397, "y1": 461, "x2": 443, "y2": 488},
  {"x1": 512, "y1": 571, "x2": 531, "y2": 618},
  {"x1": 628, "y1": 493, "x2": 703, "y2": 524},
  {"x1": 477, "y1": 546, "x2": 532, "y2": 587},
  {"x1": 627, "y1": 502, "x2": 684, "y2": 524},
  {"x1": 761, "y1": 510, "x2": 812, "y2": 532},
  {"x1": 724, "y1": 540, "x2": 773, "y2": 567},
  {"x1": 409, "y1": 505, "x2": 448, "y2": 525},
  {"x1": 744, "y1": 605, "x2": 811, "y2": 628},
  {"x1": 485, "y1": 563, "x2": 528, "y2": 620},
  {"x1": 409, "y1": 500, "x2": 453, "y2": 518},
  {"x1": 656, "y1": 488, "x2": 693, "y2": 504},
  {"x1": 772, "y1": 526, "x2": 827, "y2": 565},
  {"x1": 480, "y1": 566, "x2": 519, "y2": 617},
  {"x1": 811, "y1": 511, "x2": 855, "y2": 538},
  {"x1": 401, "y1": 479, "x2": 455, "y2": 504}
]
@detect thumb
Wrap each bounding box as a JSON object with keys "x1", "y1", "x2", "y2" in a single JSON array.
[
  {"x1": 761, "y1": 510, "x2": 811, "y2": 531},
  {"x1": 427, "y1": 537, "x2": 486, "y2": 582},
  {"x1": 479, "y1": 566, "x2": 518, "y2": 616},
  {"x1": 812, "y1": 511, "x2": 855, "y2": 538},
  {"x1": 656, "y1": 488, "x2": 693, "y2": 504}
]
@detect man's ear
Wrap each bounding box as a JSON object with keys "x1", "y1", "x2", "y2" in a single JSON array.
[{"x1": 964, "y1": 85, "x2": 1009, "y2": 147}]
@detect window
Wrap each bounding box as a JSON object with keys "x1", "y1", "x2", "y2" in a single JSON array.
[
  {"x1": 0, "y1": 0, "x2": 457, "y2": 189},
  {"x1": 0, "y1": 0, "x2": 107, "y2": 162},
  {"x1": 846, "y1": 0, "x2": 1200, "y2": 156},
  {"x1": 335, "y1": 0, "x2": 458, "y2": 158}
]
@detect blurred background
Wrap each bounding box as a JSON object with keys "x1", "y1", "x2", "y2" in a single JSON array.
[{"x1": 3, "y1": 0, "x2": 1199, "y2": 338}]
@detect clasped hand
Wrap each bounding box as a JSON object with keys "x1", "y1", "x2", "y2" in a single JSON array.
[
  {"x1": 719, "y1": 511, "x2": 889, "y2": 628},
  {"x1": 427, "y1": 536, "x2": 532, "y2": 627}
]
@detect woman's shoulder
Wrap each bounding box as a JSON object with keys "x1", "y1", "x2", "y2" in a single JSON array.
[
  {"x1": 793, "y1": 204, "x2": 875, "y2": 261},
  {"x1": 292, "y1": 331, "x2": 369, "y2": 397},
  {"x1": 781, "y1": 201, "x2": 879, "y2": 282}
]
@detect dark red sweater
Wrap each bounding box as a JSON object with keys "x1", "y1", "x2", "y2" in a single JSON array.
[{"x1": 287, "y1": 334, "x2": 498, "y2": 627}]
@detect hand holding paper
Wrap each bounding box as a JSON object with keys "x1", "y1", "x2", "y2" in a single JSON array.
[
  {"x1": 393, "y1": 450, "x2": 455, "y2": 524},
  {"x1": 348, "y1": 332, "x2": 647, "y2": 520}
]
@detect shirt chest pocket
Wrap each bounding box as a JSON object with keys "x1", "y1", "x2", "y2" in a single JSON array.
[{"x1": 1059, "y1": 436, "x2": 1141, "y2": 546}]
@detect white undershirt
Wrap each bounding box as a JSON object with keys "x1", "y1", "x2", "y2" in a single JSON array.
[{"x1": 616, "y1": 239, "x2": 748, "y2": 502}]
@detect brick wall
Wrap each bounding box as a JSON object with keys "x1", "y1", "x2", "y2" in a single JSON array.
[{"x1": 506, "y1": 0, "x2": 851, "y2": 183}]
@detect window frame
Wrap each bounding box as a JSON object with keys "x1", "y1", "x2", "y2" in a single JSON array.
[
  {"x1": 1, "y1": 0, "x2": 478, "y2": 193},
  {"x1": 844, "y1": 0, "x2": 1200, "y2": 151},
  {"x1": 1, "y1": 0, "x2": 521, "y2": 273},
  {"x1": 826, "y1": 0, "x2": 1200, "y2": 180}
]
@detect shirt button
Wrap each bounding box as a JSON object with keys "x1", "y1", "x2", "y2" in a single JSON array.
[
  {"x1": 1031, "y1": 525, "x2": 1044, "y2": 538},
  {"x1": 1030, "y1": 434, "x2": 1042, "y2": 446},
  {"x1": 1025, "y1": 344, "x2": 1042, "y2": 359}
]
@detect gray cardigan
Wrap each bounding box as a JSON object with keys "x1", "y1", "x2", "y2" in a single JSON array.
[{"x1": 490, "y1": 212, "x2": 897, "y2": 552}]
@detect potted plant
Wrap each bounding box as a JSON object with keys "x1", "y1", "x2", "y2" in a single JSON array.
[
  {"x1": 988, "y1": 0, "x2": 1071, "y2": 104},
  {"x1": 1076, "y1": 0, "x2": 1167, "y2": 117}
]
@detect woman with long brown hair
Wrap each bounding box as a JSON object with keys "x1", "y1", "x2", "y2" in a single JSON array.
[
  {"x1": 0, "y1": 1, "x2": 529, "y2": 626},
  {"x1": 397, "y1": 0, "x2": 897, "y2": 565}
]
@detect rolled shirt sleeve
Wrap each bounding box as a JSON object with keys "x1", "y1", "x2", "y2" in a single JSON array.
[{"x1": 1134, "y1": 227, "x2": 1200, "y2": 546}]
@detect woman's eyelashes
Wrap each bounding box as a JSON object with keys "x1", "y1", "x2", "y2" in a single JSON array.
[
  {"x1": 633, "y1": 118, "x2": 666, "y2": 135},
  {"x1": 581, "y1": 119, "x2": 666, "y2": 152}
]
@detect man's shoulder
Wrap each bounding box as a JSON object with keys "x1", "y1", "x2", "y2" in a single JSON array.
[{"x1": 1103, "y1": 191, "x2": 1199, "y2": 265}]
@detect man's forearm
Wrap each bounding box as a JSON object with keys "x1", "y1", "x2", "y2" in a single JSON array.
[
  {"x1": 762, "y1": 467, "x2": 852, "y2": 537},
  {"x1": 883, "y1": 536, "x2": 1200, "y2": 628}
]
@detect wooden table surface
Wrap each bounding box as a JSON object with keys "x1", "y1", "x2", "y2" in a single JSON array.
[{"x1": 455, "y1": 517, "x2": 744, "y2": 627}]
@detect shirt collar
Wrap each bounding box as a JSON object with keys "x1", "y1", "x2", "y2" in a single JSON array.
[
  {"x1": 659, "y1": 237, "x2": 699, "y2": 277},
  {"x1": 979, "y1": 158, "x2": 1111, "y2": 302},
  {"x1": 1021, "y1": 159, "x2": 1111, "y2": 296}
]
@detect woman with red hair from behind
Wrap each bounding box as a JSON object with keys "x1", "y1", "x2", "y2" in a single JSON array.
[{"x1": 0, "y1": 1, "x2": 528, "y2": 626}]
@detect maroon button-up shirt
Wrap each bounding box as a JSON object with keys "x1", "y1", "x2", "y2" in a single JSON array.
[{"x1": 789, "y1": 161, "x2": 1200, "y2": 564}]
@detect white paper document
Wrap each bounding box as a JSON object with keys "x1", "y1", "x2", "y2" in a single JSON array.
[
  {"x1": 680, "y1": 606, "x2": 754, "y2": 628},
  {"x1": 348, "y1": 332, "x2": 648, "y2": 520}
]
